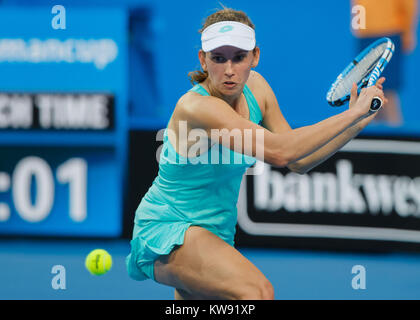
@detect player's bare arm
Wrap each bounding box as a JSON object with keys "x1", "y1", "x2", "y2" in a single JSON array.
[
  {"x1": 177, "y1": 83, "x2": 383, "y2": 168},
  {"x1": 251, "y1": 71, "x2": 387, "y2": 173}
]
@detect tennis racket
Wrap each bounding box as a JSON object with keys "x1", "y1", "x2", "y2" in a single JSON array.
[{"x1": 326, "y1": 37, "x2": 394, "y2": 112}]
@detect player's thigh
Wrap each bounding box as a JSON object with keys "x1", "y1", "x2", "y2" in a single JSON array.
[{"x1": 154, "y1": 226, "x2": 274, "y2": 300}]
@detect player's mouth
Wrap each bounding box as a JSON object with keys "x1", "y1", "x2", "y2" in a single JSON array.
[{"x1": 223, "y1": 81, "x2": 237, "y2": 89}]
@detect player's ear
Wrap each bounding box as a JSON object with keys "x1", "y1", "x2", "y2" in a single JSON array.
[
  {"x1": 198, "y1": 50, "x2": 207, "y2": 71},
  {"x1": 251, "y1": 47, "x2": 260, "y2": 68}
]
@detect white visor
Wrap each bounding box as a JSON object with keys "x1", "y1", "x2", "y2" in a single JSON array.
[{"x1": 201, "y1": 21, "x2": 256, "y2": 52}]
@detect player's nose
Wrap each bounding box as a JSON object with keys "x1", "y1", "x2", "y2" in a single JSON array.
[{"x1": 224, "y1": 60, "x2": 234, "y2": 77}]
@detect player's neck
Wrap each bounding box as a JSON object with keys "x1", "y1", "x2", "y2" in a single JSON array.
[{"x1": 203, "y1": 81, "x2": 242, "y2": 109}]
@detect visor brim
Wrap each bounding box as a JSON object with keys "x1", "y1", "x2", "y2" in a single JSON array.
[{"x1": 202, "y1": 35, "x2": 256, "y2": 52}]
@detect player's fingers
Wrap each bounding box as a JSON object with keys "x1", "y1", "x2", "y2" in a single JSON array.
[
  {"x1": 356, "y1": 86, "x2": 381, "y2": 113},
  {"x1": 349, "y1": 82, "x2": 358, "y2": 107},
  {"x1": 367, "y1": 85, "x2": 382, "y2": 96},
  {"x1": 377, "y1": 77, "x2": 386, "y2": 86},
  {"x1": 374, "y1": 88, "x2": 387, "y2": 105},
  {"x1": 351, "y1": 82, "x2": 358, "y2": 97},
  {"x1": 375, "y1": 77, "x2": 385, "y2": 90},
  {"x1": 364, "y1": 86, "x2": 385, "y2": 106},
  {"x1": 359, "y1": 86, "x2": 368, "y2": 96},
  {"x1": 359, "y1": 86, "x2": 376, "y2": 99}
]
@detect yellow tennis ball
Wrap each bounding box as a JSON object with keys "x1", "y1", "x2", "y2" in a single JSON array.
[{"x1": 85, "y1": 249, "x2": 112, "y2": 276}]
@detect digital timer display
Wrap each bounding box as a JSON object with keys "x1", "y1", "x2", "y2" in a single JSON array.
[
  {"x1": 0, "y1": 147, "x2": 121, "y2": 237},
  {"x1": 0, "y1": 156, "x2": 86, "y2": 223},
  {"x1": 0, "y1": 7, "x2": 127, "y2": 238}
]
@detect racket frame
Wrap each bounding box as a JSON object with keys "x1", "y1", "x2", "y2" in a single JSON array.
[{"x1": 326, "y1": 37, "x2": 395, "y2": 110}]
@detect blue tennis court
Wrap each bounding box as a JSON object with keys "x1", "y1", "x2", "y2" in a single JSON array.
[{"x1": 1, "y1": 239, "x2": 420, "y2": 300}]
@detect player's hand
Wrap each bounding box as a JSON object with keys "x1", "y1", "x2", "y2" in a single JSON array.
[
  {"x1": 350, "y1": 78, "x2": 388, "y2": 117},
  {"x1": 373, "y1": 76, "x2": 386, "y2": 92},
  {"x1": 349, "y1": 77, "x2": 388, "y2": 128}
]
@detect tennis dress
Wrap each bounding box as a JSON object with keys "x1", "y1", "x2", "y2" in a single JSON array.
[{"x1": 126, "y1": 83, "x2": 263, "y2": 281}]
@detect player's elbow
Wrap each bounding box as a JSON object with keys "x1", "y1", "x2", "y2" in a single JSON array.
[
  {"x1": 270, "y1": 150, "x2": 311, "y2": 174},
  {"x1": 264, "y1": 133, "x2": 300, "y2": 168},
  {"x1": 267, "y1": 147, "x2": 295, "y2": 168},
  {"x1": 287, "y1": 161, "x2": 309, "y2": 175}
]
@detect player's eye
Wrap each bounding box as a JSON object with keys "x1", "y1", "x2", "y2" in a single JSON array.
[
  {"x1": 211, "y1": 55, "x2": 226, "y2": 63},
  {"x1": 232, "y1": 54, "x2": 247, "y2": 63}
]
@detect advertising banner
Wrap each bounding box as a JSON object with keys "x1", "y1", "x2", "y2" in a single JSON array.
[
  {"x1": 0, "y1": 6, "x2": 127, "y2": 237},
  {"x1": 237, "y1": 138, "x2": 420, "y2": 246}
]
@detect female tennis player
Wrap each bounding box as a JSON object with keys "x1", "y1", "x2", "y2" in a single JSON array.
[{"x1": 126, "y1": 8, "x2": 387, "y2": 300}]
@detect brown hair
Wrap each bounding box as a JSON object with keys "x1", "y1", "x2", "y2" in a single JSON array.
[{"x1": 188, "y1": 7, "x2": 256, "y2": 85}]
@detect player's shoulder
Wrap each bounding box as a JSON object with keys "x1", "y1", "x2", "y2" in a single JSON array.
[
  {"x1": 173, "y1": 88, "x2": 223, "y2": 124},
  {"x1": 178, "y1": 87, "x2": 221, "y2": 110},
  {"x1": 246, "y1": 70, "x2": 271, "y2": 93},
  {"x1": 246, "y1": 70, "x2": 272, "y2": 116}
]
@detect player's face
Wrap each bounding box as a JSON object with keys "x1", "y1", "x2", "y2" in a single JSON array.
[{"x1": 200, "y1": 46, "x2": 259, "y2": 96}]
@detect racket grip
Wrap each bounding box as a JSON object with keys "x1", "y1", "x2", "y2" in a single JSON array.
[{"x1": 370, "y1": 96, "x2": 383, "y2": 112}]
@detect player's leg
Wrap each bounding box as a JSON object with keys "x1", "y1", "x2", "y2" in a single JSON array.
[
  {"x1": 174, "y1": 288, "x2": 197, "y2": 300},
  {"x1": 154, "y1": 226, "x2": 274, "y2": 300}
]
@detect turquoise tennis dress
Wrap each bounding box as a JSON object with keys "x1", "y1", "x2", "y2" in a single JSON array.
[{"x1": 126, "y1": 83, "x2": 263, "y2": 281}]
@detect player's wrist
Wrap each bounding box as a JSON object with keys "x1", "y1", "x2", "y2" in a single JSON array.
[
  {"x1": 345, "y1": 107, "x2": 365, "y2": 124},
  {"x1": 352, "y1": 120, "x2": 367, "y2": 134}
]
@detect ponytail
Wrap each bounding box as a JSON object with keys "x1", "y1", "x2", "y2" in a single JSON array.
[{"x1": 188, "y1": 69, "x2": 208, "y2": 85}]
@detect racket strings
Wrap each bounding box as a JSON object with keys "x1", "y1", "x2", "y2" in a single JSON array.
[{"x1": 331, "y1": 43, "x2": 387, "y2": 101}]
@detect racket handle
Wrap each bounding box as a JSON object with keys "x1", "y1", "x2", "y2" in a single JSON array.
[{"x1": 370, "y1": 96, "x2": 383, "y2": 112}]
